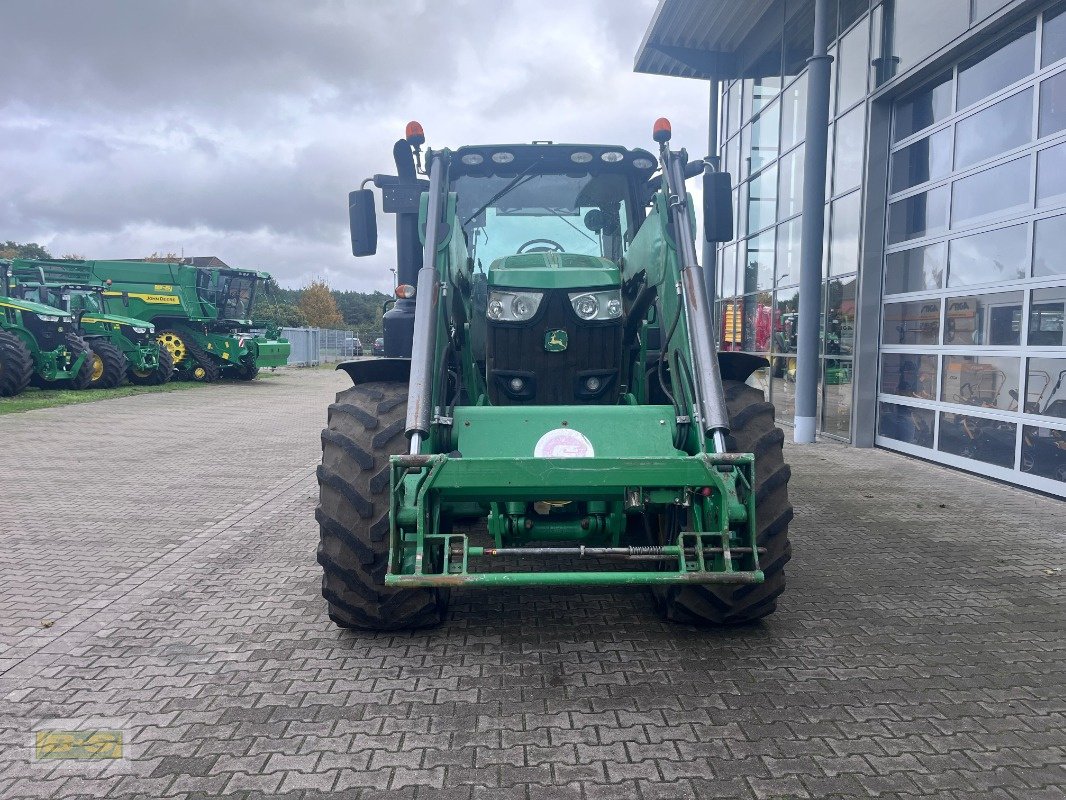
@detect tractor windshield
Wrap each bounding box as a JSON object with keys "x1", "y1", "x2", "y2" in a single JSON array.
[
  {"x1": 216, "y1": 275, "x2": 256, "y2": 320},
  {"x1": 454, "y1": 172, "x2": 634, "y2": 270}
]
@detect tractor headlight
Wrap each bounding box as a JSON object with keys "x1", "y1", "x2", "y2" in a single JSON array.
[
  {"x1": 486, "y1": 290, "x2": 542, "y2": 322},
  {"x1": 131, "y1": 326, "x2": 148, "y2": 334},
  {"x1": 37, "y1": 314, "x2": 61, "y2": 322},
  {"x1": 568, "y1": 290, "x2": 622, "y2": 321}
]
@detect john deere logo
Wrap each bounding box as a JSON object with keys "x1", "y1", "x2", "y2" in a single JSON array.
[{"x1": 544, "y1": 329, "x2": 568, "y2": 352}]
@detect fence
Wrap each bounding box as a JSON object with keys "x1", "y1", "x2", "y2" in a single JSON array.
[{"x1": 277, "y1": 327, "x2": 376, "y2": 366}]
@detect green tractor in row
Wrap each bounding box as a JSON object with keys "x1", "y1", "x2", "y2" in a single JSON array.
[
  {"x1": 0, "y1": 260, "x2": 92, "y2": 396},
  {"x1": 8, "y1": 261, "x2": 170, "y2": 388},
  {"x1": 316, "y1": 120, "x2": 792, "y2": 630},
  {"x1": 13, "y1": 258, "x2": 290, "y2": 381}
]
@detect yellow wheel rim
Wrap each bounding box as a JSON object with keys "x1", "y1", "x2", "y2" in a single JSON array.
[
  {"x1": 157, "y1": 333, "x2": 186, "y2": 364},
  {"x1": 90, "y1": 354, "x2": 105, "y2": 382},
  {"x1": 193, "y1": 366, "x2": 206, "y2": 380}
]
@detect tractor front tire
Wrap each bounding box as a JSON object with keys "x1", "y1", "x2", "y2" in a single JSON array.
[
  {"x1": 0, "y1": 331, "x2": 33, "y2": 397},
  {"x1": 233, "y1": 357, "x2": 259, "y2": 381},
  {"x1": 86, "y1": 341, "x2": 128, "y2": 389},
  {"x1": 316, "y1": 381, "x2": 450, "y2": 630},
  {"x1": 128, "y1": 345, "x2": 175, "y2": 386},
  {"x1": 55, "y1": 334, "x2": 95, "y2": 390},
  {"x1": 653, "y1": 379, "x2": 793, "y2": 625}
]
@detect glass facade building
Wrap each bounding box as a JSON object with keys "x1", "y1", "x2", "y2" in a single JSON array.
[{"x1": 638, "y1": 0, "x2": 1066, "y2": 496}]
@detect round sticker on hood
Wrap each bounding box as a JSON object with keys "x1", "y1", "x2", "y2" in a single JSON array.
[{"x1": 534, "y1": 428, "x2": 595, "y2": 458}]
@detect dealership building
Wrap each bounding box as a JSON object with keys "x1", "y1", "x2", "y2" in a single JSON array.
[{"x1": 637, "y1": 0, "x2": 1066, "y2": 496}]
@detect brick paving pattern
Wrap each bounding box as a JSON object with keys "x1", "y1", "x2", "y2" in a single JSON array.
[{"x1": 0, "y1": 367, "x2": 1063, "y2": 799}]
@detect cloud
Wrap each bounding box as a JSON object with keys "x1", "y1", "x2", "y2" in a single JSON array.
[{"x1": 1, "y1": 0, "x2": 709, "y2": 291}]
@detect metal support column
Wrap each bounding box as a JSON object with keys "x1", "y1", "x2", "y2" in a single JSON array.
[
  {"x1": 702, "y1": 79, "x2": 720, "y2": 318},
  {"x1": 793, "y1": 0, "x2": 834, "y2": 443}
]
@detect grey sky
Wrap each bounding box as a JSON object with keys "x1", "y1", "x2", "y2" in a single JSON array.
[{"x1": 1, "y1": 0, "x2": 708, "y2": 291}]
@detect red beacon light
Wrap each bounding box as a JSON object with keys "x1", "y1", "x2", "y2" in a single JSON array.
[
  {"x1": 652, "y1": 117, "x2": 672, "y2": 144},
  {"x1": 395, "y1": 283, "x2": 416, "y2": 300},
  {"x1": 405, "y1": 121, "x2": 425, "y2": 148}
]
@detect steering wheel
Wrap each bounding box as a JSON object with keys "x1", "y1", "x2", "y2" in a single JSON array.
[{"x1": 517, "y1": 238, "x2": 565, "y2": 254}]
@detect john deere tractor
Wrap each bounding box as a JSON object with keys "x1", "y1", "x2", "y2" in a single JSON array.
[
  {"x1": 9, "y1": 260, "x2": 170, "y2": 389},
  {"x1": 317, "y1": 121, "x2": 792, "y2": 630},
  {"x1": 34, "y1": 258, "x2": 291, "y2": 381},
  {"x1": 0, "y1": 261, "x2": 92, "y2": 396}
]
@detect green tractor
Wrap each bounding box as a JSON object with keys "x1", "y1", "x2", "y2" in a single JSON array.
[
  {"x1": 316, "y1": 120, "x2": 792, "y2": 630},
  {"x1": 9, "y1": 261, "x2": 172, "y2": 388},
  {"x1": 0, "y1": 261, "x2": 93, "y2": 396},
  {"x1": 28, "y1": 258, "x2": 290, "y2": 381}
]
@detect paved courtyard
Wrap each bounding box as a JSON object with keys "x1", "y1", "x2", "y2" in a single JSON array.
[{"x1": 0, "y1": 368, "x2": 1062, "y2": 799}]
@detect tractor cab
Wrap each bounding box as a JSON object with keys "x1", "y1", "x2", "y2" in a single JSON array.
[
  {"x1": 194, "y1": 269, "x2": 259, "y2": 324},
  {"x1": 450, "y1": 144, "x2": 656, "y2": 405}
]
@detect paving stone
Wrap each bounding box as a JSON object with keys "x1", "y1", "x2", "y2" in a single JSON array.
[{"x1": 0, "y1": 368, "x2": 1063, "y2": 800}]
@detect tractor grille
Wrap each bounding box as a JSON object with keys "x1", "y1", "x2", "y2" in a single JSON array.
[{"x1": 486, "y1": 289, "x2": 622, "y2": 405}]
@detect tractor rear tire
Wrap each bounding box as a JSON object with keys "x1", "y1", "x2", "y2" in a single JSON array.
[
  {"x1": 316, "y1": 381, "x2": 450, "y2": 630},
  {"x1": 85, "y1": 341, "x2": 128, "y2": 389},
  {"x1": 54, "y1": 334, "x2": 95, "y2": 390},
  {"x1": 0, "y1": 331, "x2": 33, "y2": 397},
  {"x1": 652, "y1": 379, "x2": 793, "y2": 625},
  {"x1": 128, "y1": 345, "x2": 175, "y2": 385}
]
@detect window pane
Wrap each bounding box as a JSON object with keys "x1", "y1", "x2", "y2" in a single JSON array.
[
  {"x1": 888, "y1": 186, "x2": 949, "y2": 243},
  {"x1": 829, "y1": 191, "x2": 862, "y2": 276},
  {"x1": 1026, "y1": 357, "x2": 1066, "y2": 416},
  {"x1": 784, "y1": 1, "x2": 814, "y2": 78},
  {"x1": 1038, "y1": 70, "x2": 1066, "y2": 138},
  {"x1": 774, "y1": 286, "x2": 800, "y2": 353},
  {"x1": 881, "y1": 353, "x2": 938, "y2": 399},
  {"x1": 781, "y1": 74, "x2": 808, "y2": 150},
  {"x1": 836, "y1": 15, "x2": 870, "y2": 112},
  {"x1": 1029, "y1": 286, "x2": 1066, "y2": 346},
  {"x1": 891, "y1": 128, "x2": 952, "y2": 193},
  {"x1": 747, "y1": 164, "x2": 778, "y2": 235},
  {"x1": 1037, "y1": 142, "x2": 1066, "y2": 208},
  {"x1": 946, "y1": 224, "x2": 1028, "y2": 287},
  {"x1": 775, "y1": 218, "x2": 802, "y2": 288},
  {"x1": 778, "y1": 145, "x2": 804, "y2": 219},
  {"x1": 941, "y1": 355, "x2": 1021, "y2": 410},
  {"x1": 823, "y1": 358, "x2": 854, "y2": 438},
  {"x1": 1034, "y1": 214, "x2": 1066, "y2": 277},
  {"x1": 721, "y1": 297, "x2": 742, "y2": 348},
  {"x1": 893, "y1": 71, "x2": 952, "y2": 141},
  {"x1": 944, "y1": 291, "x2": 1023, "y2": 346},
  {"x1": 717, "y1": 244, "x2": 737, "y2": 298},
  {"x1": 884, "y1": 299, "x2": 941, "y2": 345},
  {"x1": 826, "y1": 275, "x2": 857, "y2": 356},
  {"x1": 881, "y1": 2, "x2": 968, "y2": 85},
  {"x1": 740, "y1": 293, "x2": 773, "y2": 351},
  {"x1": 832, "y1": 104, "x2": 865, "y2": 195},
  {"x1": 879, "y1": 402, "x2": 935, "y2": 447},
  {"x1": 957, "y1": 20, "x2": 1036, "y2": 110},
  {"x1": 1021, "y1": 424, "x2": 1066, "y2": 482},
  {"x1": 728, "y1": 81, "x2": 743, "y2": 137},
  {"x1": 1042, "y1": 1, "x2": 1066, "y2": 68},
  {"x1": 951, "y1": 156, "x2": 1031, "y2": 228},
  {"x1": 938, "y1": 412, "x2": 1017, "y2": 468},
  {"x1": 839, "y1": 0, "x2": 868, "y2": 33},
  {"x1": 751, "y1": 72, "x2": 782, "y2": 115},
  {"x1": 954, "y1": 88, "x2": 1033, "y2": 169},
  {"x1": 743, "y1": 230, "x2": 775, "y2": 292},
  {"x1": 884, "y1": 243, "x2": 946, "y2": 294},
  {"x1": 749, "y1": 101, "x2": 780, "y2": 174}
]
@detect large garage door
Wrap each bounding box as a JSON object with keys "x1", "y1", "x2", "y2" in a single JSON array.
[{"x1": 877, "y1": 4, "x2": 1066, "y2": 496}]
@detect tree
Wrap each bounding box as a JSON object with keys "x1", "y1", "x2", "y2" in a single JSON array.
[
  {"x1": 298, "y1": 279, "x2": 345, "y2": 328},
  {"x1": 0, "y1": 241, "x2": 52, "y2": 260}
]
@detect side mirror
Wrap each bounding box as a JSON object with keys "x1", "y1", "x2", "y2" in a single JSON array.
[
  {"x1": 349, "y1": 189, "x2": 378, "y2": 256},
  {"x1": 703, "y1": 170, "x2": 734, "y2": 243}
]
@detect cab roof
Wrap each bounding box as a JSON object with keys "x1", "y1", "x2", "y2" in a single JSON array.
[{"x1": 447, "y1": 143, "x2": 658, "y2": 180}]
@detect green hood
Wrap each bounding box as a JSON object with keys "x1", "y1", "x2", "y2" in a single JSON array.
[
  {"x1": 0, "y1": 296, "x2": 72, "y2": 319},
  {"x1": 80, "y1": 311, "x2": 153, "y2": 330},
  {"x1": 487, "y1": 252, "x2": 620, "y2": 290}
]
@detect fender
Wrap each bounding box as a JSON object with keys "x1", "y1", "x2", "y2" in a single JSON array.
[
  {"x1": 337, "y1": 357, "x2": 412, "y2": 387},
  {"x1": 717, "y1": 352, "x2": 769, "y2": 383}
]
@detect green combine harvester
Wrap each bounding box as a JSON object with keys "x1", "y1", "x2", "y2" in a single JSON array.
[
  {"x1": 9, "y1": 260, "x2": 169, "y2": 388},
  {"x1": 16, "y1": 258, "x2": 290, "y2": 381},
  {"x1": 0, "y1": 260, "x2": 92, "y2": 396},
  {"x1": 317, "y1": 120, "x2": 793, "y2": 630}
]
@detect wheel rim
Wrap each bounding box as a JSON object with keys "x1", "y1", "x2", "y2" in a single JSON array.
[
  {"x1": 193, "y1": 366, "x2": 206, "y2": 380},
  {"x1": 157, "y1": 333, "x2": 186, "y2": 364},
  {"x1": 90, "y1": 354, "x2": 105, "y2": 382},
  {"x1": 132, "y1": 368, "x2": 151, "y2": 378}
]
